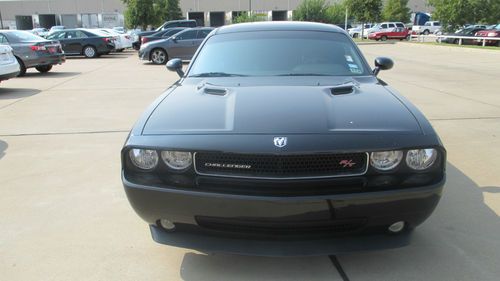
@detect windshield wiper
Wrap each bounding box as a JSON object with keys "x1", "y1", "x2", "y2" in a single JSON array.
[
  {"x1": 275, "y1": 73, "x2": 332, "y2": 76},
  {"x1": 190, "y1": 72, "x2": 248, "y2": 77}
]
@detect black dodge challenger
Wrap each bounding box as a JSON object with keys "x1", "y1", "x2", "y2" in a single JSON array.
[{"x1": 122, "y1": 22, "x2": 446, "y2": 256}]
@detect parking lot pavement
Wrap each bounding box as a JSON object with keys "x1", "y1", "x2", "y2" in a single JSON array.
[{"x1": 0, "y1": 45, "x2": 498, "y2": 280}]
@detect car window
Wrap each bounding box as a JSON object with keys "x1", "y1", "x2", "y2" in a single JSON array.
[
  {"x1": 67, "y1": 30, "x2": 88, "y2": 38},
  {"x1": 381, "y1": 24, "x2": 388, "y2": 28},
  {"x1": 0, "y1": 34, "x2": 8, "y2": 44},
  {"x1": 396, "y1": 23, "x2": 404, "y2": 28},
  {"x1": 435, "y1": 22, "x2": 441, "y2": 26},
  {"x1": 181, "y1": 21, "x2": 196, "y2": 27},
  {"x1": 176, "y1": 30, "x2": 197, "y2": 40},
  {"x1": 54, "y1": 32, "x2": 66, "y2": 39},
  {"x1": 163, "y1": 23, "x2": 176, "y2": 29},
  {"x1": 4, "y1": 31, "x2": 43, "y2": 42},
  {"x1": 189, "y1": 31, "x2": 369, "y2": 77},
  {"x1": 162, "y1": 29, "x2": 181, "y2": 37},
  {"x1": 197, "y1": 29, "x2": 212, "y2": 39},
  {"x1": 66, "y1": 31, "x2": 78, "y2": 39}
]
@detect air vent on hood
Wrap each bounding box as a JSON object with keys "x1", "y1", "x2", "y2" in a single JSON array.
[
  {"x1": 203, "y1": 87, "x2": 228, "y2": 96},
  {"x1": 330, "y1": 86, "x2": 354, "y2": 95}
]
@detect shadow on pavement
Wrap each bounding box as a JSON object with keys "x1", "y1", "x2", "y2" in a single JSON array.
[
  {"x1": 176, "y1": 163, "x2": 499, "y2": 280},
  {"x1": 0, "y1": 88, "x2": 41, "y2": 100},
  {"x1": 22, "y1": 71, "x2": 81, "y2": 78},
  {"x1": 0, "y1": 140, "x2": 7, "y2": 160},
  {"x1": 180, "y1": 253, "x2": 338, "y2": 281},
  {"x1": 337, "y1": 163, "x2": 500, "y2": 280}
]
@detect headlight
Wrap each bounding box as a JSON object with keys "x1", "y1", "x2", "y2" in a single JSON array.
[
  {"x1": 129, "y1": 149, "x2": 158, "y2": 170},
  {"x1": 487, "y1": 32, "x2": 498, "y2": 37},
  {"x1": 161, "y1": 151, "x2": 192, "y2": 171},
  {"x1": 406, "y1": 149, "x2": 438, "y2": 170},
  {"x1": 370, "y1": 151, "x2": 403, "y2": 171}
]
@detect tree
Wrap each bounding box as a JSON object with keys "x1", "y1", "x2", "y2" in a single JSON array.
[
  {"x1": 233, "y1": 12, "x2": 266, "y2": 24},
  {"x1": 326, "y1": 2, "x2": 347, "y2": 24},
  {"x1": 122, "y1": 0, "x2": 156, "y2": 29},
  {"x1": 345, "y1": 0, "x2": 382, "y2": 23},
  {"x1": 345, "y1": 0, "x2": 382, "y2": 40},
  {"x1": 122, "y1": 0, "x2": 183, "y2": 29},
  {"x1": 428, "y1": 0, "x2": 499, "y2": 29},
  {"x1": 382, "y1": 0, "x2": 410, "y2": 23},
  {"x1": 293, "y1": 0, "x2": 330, "y2": 22},
  {"x1": 164, "y1": 0, "x2": 183, "y2": 21}
]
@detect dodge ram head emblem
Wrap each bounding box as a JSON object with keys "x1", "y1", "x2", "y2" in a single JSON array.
[{"x1": 273, "y1": 137, "x2": 287, "y2": 148}]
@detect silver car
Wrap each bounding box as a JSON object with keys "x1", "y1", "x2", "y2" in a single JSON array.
[{"x1": 138, "y1": 27, "x2": 214, "y2": 64}]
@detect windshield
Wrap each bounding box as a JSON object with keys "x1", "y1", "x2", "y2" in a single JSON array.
[
  {"x1": 6, "y1": 31, "x2": 43, "y2": 42},
  {"x1": 188, "y1": 31, "x2": 369, "y2": 77}
]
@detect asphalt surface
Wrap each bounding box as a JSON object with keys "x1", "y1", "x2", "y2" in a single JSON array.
[{"x1": 0, "y1": 43, "x2": 499, "y2": 281}]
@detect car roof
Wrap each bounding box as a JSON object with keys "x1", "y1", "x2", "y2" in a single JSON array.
[{"x1": 215, "y1": 21, "x2": 345, "y2": 35}]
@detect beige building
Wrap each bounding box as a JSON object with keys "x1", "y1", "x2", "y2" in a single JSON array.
[
  {"x1": 0, "y1": 0, "x2": 431, "y2": 30},
  {"x1": 0, "y1": 0, "x2": 125, "y2": 29}
]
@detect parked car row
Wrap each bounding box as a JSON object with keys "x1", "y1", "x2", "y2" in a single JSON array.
[
  {"x1": 0, "y1": 30, "x2": 65, "y2": 76},
  {"x1": 133, "y1": 19, "x2": 197, "y2": 50},
  {"x1": 139, "y1": 27, "x2": 214, "y2": 64},
  {"x1": 437, "y1": 24, "x2": 500, "y2": 46}
]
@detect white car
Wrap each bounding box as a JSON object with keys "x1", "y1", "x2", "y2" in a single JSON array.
[
  {"x1": 364, "y1": 22, "x2": 406, "y2": 38},
  {"x1": 31, "y1": 28, "x2": 49, "y2": 38},
  {"x1": 412, "y1": 21, "x2": 441, "y2": 35},
  {"x1": 348, "y1": 23, "x2": 374, "y2": 38},
  {"x1": 99, "y1": 28, "x2": 133, "y2": 51},
  {"x1": 0, "y1": 45, "x2": 20, "y2": 83}
]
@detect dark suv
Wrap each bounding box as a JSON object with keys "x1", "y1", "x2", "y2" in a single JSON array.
[{"x1": 133, "y1": 20, "x2": 197, "y2": 49}]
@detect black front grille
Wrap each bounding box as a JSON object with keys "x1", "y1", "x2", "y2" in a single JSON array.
[
  {"x1": 195, "y1": 152, "x2": 368, "y2": 179},
  {"x1": 195, "y1": 216, "x2": 367, "y2": 238}
]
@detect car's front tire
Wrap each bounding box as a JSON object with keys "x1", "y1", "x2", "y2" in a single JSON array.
[
  {"x1": 150, "y1": 48, "x2": 168, "y2": 65},
  {"x1": 83, "y1": 45, "x2": 97, "y2": 58},
  {"x1": 35, "y1": 65, "x2": 52, "y2": 73},
  {"x1": 423, "y1": 30, "x2": 430, "y2": 35},
  {"x1": 381, "y1": 36, "x2": 388, "y2": 41}
]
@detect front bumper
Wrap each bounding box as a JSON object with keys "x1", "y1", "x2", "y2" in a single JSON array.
[
  {"x1": 138, "y1": 48, "x2": 150, "y2": 61},
  {"x1": 123, "y1": 172, "x2": 444, "y2": 256}
]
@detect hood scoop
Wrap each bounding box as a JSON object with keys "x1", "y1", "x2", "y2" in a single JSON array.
[
  {"x1": 198, "y1": 82, "x2": 229, "y2": 96},
  {"x1": 330, "y1": 85, "x2": 355, "y2": 96},
  {"x1": 204, "y1": 87, "x2": 228, "y2": 96}
]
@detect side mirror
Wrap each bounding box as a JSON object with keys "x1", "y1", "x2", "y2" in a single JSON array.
[
  {"x1": 373, "y1": 57, "x2": 394, "y2": 76},
  {"x1": 171, "y1": 36, "x2": 177, "y2": 42},
  {"x1": 166, "y1": 58, "x2": 184, "y2": 77}
]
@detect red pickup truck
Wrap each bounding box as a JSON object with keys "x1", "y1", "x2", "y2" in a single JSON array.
[{"x1": 368, "y1": 27, "x2": 411, "y2": 41}]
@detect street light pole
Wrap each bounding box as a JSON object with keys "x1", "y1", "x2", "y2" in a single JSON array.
[{"x1": 249, "y1": 0, "x2": 252, "y2": 14}]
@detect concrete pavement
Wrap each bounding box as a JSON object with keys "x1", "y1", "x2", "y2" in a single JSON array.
[{"x1": 0, "y1": 44, "x2": 499, "y2": 280}]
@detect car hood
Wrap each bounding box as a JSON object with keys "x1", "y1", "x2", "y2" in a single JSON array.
[{"x1": 142, "y1": 77, "x2": 422, "y2": 135}]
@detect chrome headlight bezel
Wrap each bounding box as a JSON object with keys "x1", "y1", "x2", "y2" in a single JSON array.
[
  {"x1": 128, "y1": 148, "x2": 159, "y2": 170},
  {"x1": 161, "y1": 150, "x2": 193, "y2": 171},
  {"x1": 370, "y1": 150, "x2": 404, "y2": 171},
  {"x1": 406, "y1": 148, "x2": 438, "y2": 171}
]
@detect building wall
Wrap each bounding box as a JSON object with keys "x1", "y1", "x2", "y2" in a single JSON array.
[
  {"x1": 0, "y1": 0, "x2": 125, "y2": 20},
  {"x1": 0, "y1": 0, "x2": 433, "y2": 29}
]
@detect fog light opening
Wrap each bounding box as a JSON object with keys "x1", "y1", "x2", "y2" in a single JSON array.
[
  {"x1": 159, "y1": 219, "x2": 176, "y2": 232},
  {"x1": 388, "y1": 221, "x2": 405, "y2": 233}
]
